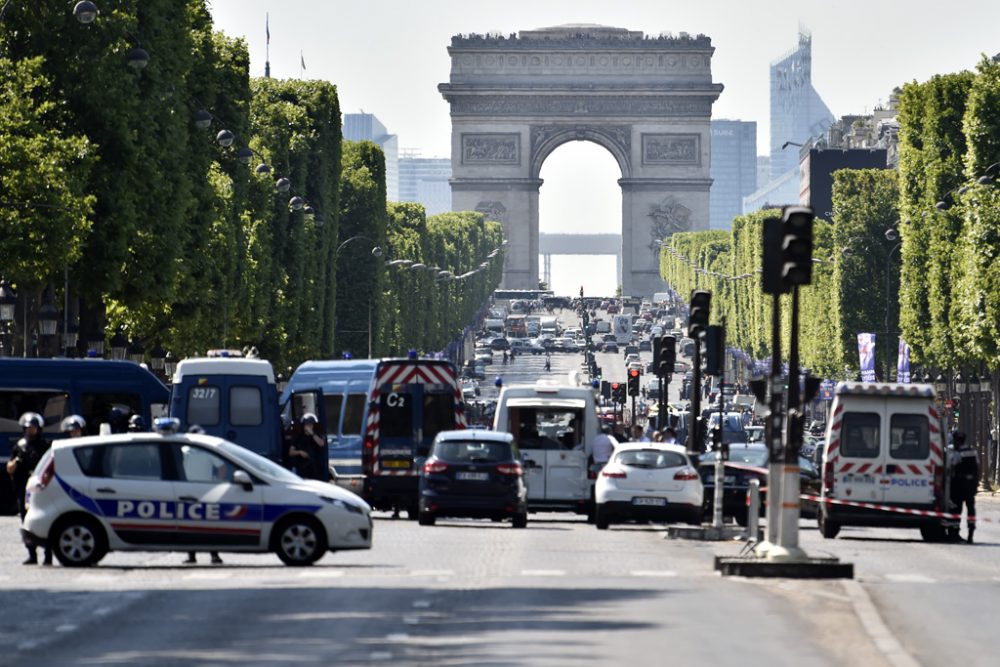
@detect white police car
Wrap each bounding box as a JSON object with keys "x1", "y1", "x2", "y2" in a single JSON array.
[{"x1": 21, "y1": 419, "x2": 372, "y2": 567}]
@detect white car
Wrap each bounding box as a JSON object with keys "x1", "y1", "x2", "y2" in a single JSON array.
[
  {"x1": 21, "y1": 419, "x2": 372, "y2": 567},
  {"x1": 594, "y1": 443, "x2": 703, "y2": 529}
]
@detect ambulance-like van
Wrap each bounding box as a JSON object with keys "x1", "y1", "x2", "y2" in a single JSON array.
[{"x1": 819, "y1": 382, "x2": 952, "y2": 541}]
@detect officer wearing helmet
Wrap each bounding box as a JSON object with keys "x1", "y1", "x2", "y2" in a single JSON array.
[
  {"x1": 127, "y1": 414, "x2": 146, "y2": 432},
  {"x1": 288, "y1": 413, "x2": 324, "y2": 479},
  {"x1": 61, "y1": 415, "x2": 87, "y2": 438},
  {"x1": 950, "y1": 431, "x2": 980, "y2": 543},
  {"x1": 6, "y1": 413, "x2": 53, "y2": 565}
]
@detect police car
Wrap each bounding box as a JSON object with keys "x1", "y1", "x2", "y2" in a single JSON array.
[{"x1": 20, "y1": 419, "x2": 372, "y2": 567}]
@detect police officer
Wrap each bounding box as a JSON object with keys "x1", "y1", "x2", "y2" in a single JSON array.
[
  {"x1": 6, "y1": 413, "x2": 53, "y2": 565},
  {"x1": 288, "y1": 413, "x2": 324, "y2": 479},
  {"x1": 61, "y1": 415, "x2": 87, "y2": 438},
  {"x1": 127, "y1": 414, "x2": 146, "y2": 432},
  {"x1": 951, "y1": 431, "x2": 980, "y2": 544}
]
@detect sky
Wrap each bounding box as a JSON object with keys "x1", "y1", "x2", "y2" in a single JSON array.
[{"x1": 209, "y1": 0, "x2": 1000, "y2": 295}]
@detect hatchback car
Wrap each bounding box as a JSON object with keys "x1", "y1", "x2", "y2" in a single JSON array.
[
  {"x1": 418, "y1": 430, "x2": 528, "y2": 527},
  {"x1": 594, "y1": 443, "x2": 703, "y2": 529},
  {"x1": 20, "y1": 419, "x2": 373, "y2": 567}
]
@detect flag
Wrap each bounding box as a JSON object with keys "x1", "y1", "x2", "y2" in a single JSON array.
[
  {"x1": 858, "y1": 333, "x2": 876, "y2": 383},
  {"x1": 266, "y1": 13, "x2": 270, "y2": 44},
  {"x1": 897, "y1": 338, "x2": 911, "y2": 383},
  {"x1": 300, "y1": 51, "x2": 306, "y2": 71}
]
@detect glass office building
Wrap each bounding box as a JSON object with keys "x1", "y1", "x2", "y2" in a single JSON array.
[
  {"x1": 343, "y1": 113, "x2": 399, "y2": 201},
  {"x1": 709, "y1": 120, "x2": 757, "y2": 229}
]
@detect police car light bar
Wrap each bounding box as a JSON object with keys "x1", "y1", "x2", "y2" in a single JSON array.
[
  {"x1": 153, "y1": 417, "x2": 182, "y2": 435},
  {"x1": 207, "y1": 349, "x2": 245, "y2": 358}
]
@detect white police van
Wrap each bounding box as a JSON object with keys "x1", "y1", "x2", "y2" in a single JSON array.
[
  {"x1": 819, "y1": 382, "x2": 951, "y2": 541},
  {"x1": 20, "y1": 419, "x2": 372, "y2": 566}
]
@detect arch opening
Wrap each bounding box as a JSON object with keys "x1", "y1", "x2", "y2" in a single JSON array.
[{"x1": 538, "y1": 140, "x2": 623, "y2": 297}]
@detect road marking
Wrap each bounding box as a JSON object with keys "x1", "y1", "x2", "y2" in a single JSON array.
[
  {"x1": 93, "y1": 607, "x2": 112, "y2": 617},
  {"x1": 520, "y1": 569, "x2": 565, "y2": 576},
  {"x1": 402, "y1": 615, "x2": 422, "y2": 625},
  {"x1": 884, "y1": 574, "x2": 936, "y2": 584},
  {"x1": 842, "y1": 579, "x2": 920, "y2": 667},
  {"x1": 17, "y1": 641, "x2": 40, "y2": 651},
  {"x1": 298, "y1": 569, "x2": 344, "y2": 578},
  {"x1": 369, "y1": 652, "x2": 393, "y2": 660},
  {"x1": 631, "y1": 570, "x2": 677, "y2": 577},
  {"x1": 183, "y1": 572, "x2": 227, "y2": 581},
  {"x1": 412, "y1": 600, "x2": 432, "y2": 608},
  {"x1": 410, "y1": 569, "x2": 453, "y2": 577},
  {"x1": 386, "y1": 633, "x2": 410, "y2": 642},
  {"x1": 55, "y1": 624, "x2": 77, "y2": 633}
]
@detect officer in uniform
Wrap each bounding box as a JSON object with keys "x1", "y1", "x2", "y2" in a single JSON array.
[
  {"x1": 61, "y1": 415, "x2": 87, "y2": 438},
  {"x1": 6, "y1": 413, "x2": 53, "y2": 565},
  {"x1": 950, "y1": 431, "x2": 980, "y2": 544}
]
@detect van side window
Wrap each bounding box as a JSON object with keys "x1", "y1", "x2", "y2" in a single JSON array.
[
  {"x1": 343, "y1": 394, "x2": 366, "y2": 435},
  {"x1": 889, "y1": 414, "x2": 929, "y2": 460},
  {"x1": 841, "y1": 412, "x2": 880, "y2": 458},
  {"x1": 82, "y1": 393, "x2": 141, "y2": 435},
  {"x1": 0, "y1": 390, "x2": 69, "y2": 437},
  {"x1": 186, "y1": 385, "x2": 220, "y2": 427},
  {"x1": 230, "y1": 386, "x2": 262, "y2": 426},
  {"x1": 324, "y1": 394, "x2": 344, "y2": 434}
]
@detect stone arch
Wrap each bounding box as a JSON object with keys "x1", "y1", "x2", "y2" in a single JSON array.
[{"x1": 529, "y1": 125, "x2": 631, "y2": 181}]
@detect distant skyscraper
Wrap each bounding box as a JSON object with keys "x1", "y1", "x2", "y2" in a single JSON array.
[
  {"x1": 709, "y1": 120, "x2": 757, "y2": 229},
  {"x1": 399, "y1": 152, "x2": 452, "y2": 216},
  {"x1": 343, "y1": 113, "x2": 399, "y2": 201}
]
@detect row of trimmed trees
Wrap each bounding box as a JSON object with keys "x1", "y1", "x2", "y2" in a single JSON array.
[
  {"x1": 661, "y1": 56, "x2": 1000, "y2": 381},
  {"x1": 0, "y1": 1, "x2": 502, "y2": 370}
]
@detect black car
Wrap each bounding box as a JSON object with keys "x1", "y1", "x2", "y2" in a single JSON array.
[
  {"x1": 418, "y1": 430, "x2": 528, "y2": 527},
  {"x1": 698, "y1": 444, "x2": 769, "y2": 526},
  {"x1": 638, "y1": 339, "x2": 652, "y2": 352}
]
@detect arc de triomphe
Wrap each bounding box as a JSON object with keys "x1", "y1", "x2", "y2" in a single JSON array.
[{"x1": 439, "y1": 24, "x2": 724, "y2": 297}]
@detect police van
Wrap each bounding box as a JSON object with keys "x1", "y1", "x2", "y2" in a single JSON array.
[
  {"x1": 492, "y1": 377, "x2": 599, "y2": 515},
  {"x1": 819, "y1": 382, "x2": 952, "y2": 541},
  {"x1": 282, "y1": 357, "x2": 466, "y2": 517}
]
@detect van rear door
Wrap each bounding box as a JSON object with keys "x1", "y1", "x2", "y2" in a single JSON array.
[
  {"x1": 881, "y1": 399, "x2": 935, "y2": 506},
  {"x1": 835, "y1": 407, "x2": 883, "y2": 502}
]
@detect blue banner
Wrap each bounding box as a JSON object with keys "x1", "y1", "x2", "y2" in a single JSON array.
[
  {"x1": 897, "y1": 338, "x2": 911, "y2": 383},
  {"x1": 858, "y1": 333, "x2": 876, "y2": 382}
]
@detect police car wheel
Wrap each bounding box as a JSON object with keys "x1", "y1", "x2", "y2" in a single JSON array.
[
  {"x1": 51, "y1": 515, "x2": 107, "y2": 567},
  {"x1": 274, "y1": 516, "x2": 327, "y2": 566}
]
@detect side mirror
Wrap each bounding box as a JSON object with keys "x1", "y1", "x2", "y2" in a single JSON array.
[{"x1": 233, "y1": 469, "x2": 253, "y2": 490}]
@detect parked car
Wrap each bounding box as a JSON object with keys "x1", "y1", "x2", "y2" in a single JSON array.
[
  {"x1": 489, "y1": 337, "x2": 510, "y2": 351},
  {"x1": 638, "y1": 340, "x2": 652, "y2": 352},
  {"x1": 417, "y1": 430, "x2": 528, "y2": 527},
  {"x1": 595, "y1": 443, "x2": 703, "y2": 529},
  {"x1": 602, "y1": 341, "x2": 619, "y2": 354}
]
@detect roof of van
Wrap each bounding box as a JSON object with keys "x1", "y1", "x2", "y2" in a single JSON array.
[
  {"x1": 174, "y1": 358, "x2": 275, "y2": 382},
  {"x1": 835, "y1": 381, "x2": 935, "y2": 398},
  {"x1": 0, "y1": 358, "x2": 168, "y2": 392}
]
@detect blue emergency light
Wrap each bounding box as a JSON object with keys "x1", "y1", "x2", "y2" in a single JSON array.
[{"x1": 495, "y1": 376, "x2": 503, "y2": 388}]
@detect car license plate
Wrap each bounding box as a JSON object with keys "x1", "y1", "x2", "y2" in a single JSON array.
[
  {"x1": 382, "y1": 459, "x2": 410, "y2": 468},
  {"x1": 456, "y1": 471, "x2": 489, "y2": 481},
  {"x1": 632, "y1": 497, "x2": 667, "y2": 507}
]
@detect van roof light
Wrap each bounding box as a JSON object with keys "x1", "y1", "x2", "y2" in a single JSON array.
[
  {"x1": 153, "y1": 417, "x2": 181, "y2": 435},
  {"x1": 207, "y1": 349, "x2": 244, "y2": 358}
]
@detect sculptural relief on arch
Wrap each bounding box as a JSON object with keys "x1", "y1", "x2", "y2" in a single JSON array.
[{"x1": 440, "y1": 24, "x2": 723, "y2": 297}]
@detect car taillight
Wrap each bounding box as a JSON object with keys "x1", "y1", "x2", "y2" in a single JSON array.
[
  {"x1": 823, "y1": 461, "x2": 835, "y2": 493},
  {"x1": 602, "y1": 470, "x2": 626, "y2": 479},
  {"x1": 423, "y1": 460, "x2": 449, "y2": 474},
  {"x1": 496, "y1": 463, "x2": 523, "y2": 476},
  {"x1": 674, "y1": 467, "x2": 699, "y2": 481},
  {"x1": 39, "y1": 456, "x2": 55, "y2": 488},
  {"x1": 362, "y1": 435, "x2": 375, "y2": 474}
]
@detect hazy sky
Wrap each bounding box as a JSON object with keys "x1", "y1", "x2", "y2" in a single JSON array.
[{"x1": 209, "y1": 0, "x2": 1000, "y2": 295}]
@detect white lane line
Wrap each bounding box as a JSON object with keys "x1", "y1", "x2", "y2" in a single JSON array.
[
  {"x1": 631, "y1": 570, "x2": 677, "y2": 577},
  {"x1": 520, "y1": 569, "x2": 565, "y2": 577},
  {"x1": 369, "y1": 652, "x2": 393, "y2": 660},
  {"x1": 182, "y1": 572, "x2": 227, "y2": 581},
  {"x1": 93, "y1": 607, "x2": 112, "y2": 617},
  {"x1": 884, "y1": 574, "x2": 936, "y2": 584},
  {"x1": 412, "y1": 600, "x2": 432, "y2": 608},
  {"x1": 842, "y1": 580, "x2": 920, "y2": 667},
  {"x1": 410, "y1": 569, "x2": 453, "y2": 577},
  {"x1": 55, "y1": 624, "x2": 77, "y2": 633},
  {"x1": 386, "y1": 633, "x2": 410, "y2": 642},
  {"x1": 402, "y1": 615, "x2": 422, "y2": 625},
  {"x1": 298, "y1": 569, "x2": 345, "y2": 578}
]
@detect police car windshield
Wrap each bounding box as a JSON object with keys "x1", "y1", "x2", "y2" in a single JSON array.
[{"x1": 216, "y1": 441, "x2": 300, "y2": 482}]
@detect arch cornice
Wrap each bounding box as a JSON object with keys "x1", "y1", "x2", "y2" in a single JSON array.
[{"x1": 529, "y1": 124, "x2": 631, "y2": 180}]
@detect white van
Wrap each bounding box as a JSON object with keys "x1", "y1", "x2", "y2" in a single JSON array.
[
  {"x1": 493, "y1": 381, "x2": 599, "y2": 515},
  {"x1": 819, "y1": 382, "x2": 951, "y2": 541}
]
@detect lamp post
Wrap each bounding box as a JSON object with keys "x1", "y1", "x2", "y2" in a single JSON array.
[
  {"x1": 332, "y1": 236, "x2": 383, "y2": 358},
  {"x1": 109, "y1": 330, "x2": 128, "y2": 361},
  {"x1": 883, "y1": 227, "x2": 902, "y2": 381}
]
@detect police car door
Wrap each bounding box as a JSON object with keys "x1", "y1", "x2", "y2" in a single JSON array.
[
  {"x1": 882, "y1": 399, "x2": 935, "y2": 506},
  {"x1": 95, "y1": 441, "x2": 178, "y2": 548},
  {"x1": 170, "y1": 442, "x2": 264, "y2": 550}
]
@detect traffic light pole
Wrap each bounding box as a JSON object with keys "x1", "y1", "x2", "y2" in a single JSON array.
[
  {"x1": 764, "y1": 290, "x2": 784, "y2": 550},
  {"x1": 687, "y1": 335, "x2": 702, "y2": 458}
]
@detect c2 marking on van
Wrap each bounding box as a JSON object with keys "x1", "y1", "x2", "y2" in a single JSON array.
[{"x1": 386, "y1": 392, "x2": 406, "y2": 408}]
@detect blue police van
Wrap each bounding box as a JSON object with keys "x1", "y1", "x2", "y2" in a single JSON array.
[{"x1": 0, "y1": 358, "x2": 170, "y2": 514}]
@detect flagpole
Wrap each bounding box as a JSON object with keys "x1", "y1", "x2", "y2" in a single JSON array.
[
  {"x1": 264, "y1": 13, "x2": 271, "y2": 78},
  {"x1": 300, "y1": 50, "x2": 304, "y2": 79}
]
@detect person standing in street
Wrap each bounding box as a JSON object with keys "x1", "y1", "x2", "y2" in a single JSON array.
[
  {"x1": 7, "y1": 413, "x2": 53, "y2": 565},
  {"x1": 288, "y1": 413, "x2": 325, "y2": 479},
  {"x1": 951, "y1": 431, "x2": 980, "y2": 544},
  {"x1": 591, "y1": 426, "x2": 617, "y2": 468}
]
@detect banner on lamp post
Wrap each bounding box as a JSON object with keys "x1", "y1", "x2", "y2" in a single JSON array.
[
  {"x1": 858, "y1": 333, "x2": 876, "y2": 383},
  {"x1": 897, "y1": 338, "x2": 911, "y2": 383}
]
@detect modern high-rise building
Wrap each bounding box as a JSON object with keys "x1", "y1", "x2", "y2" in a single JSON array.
[
  {"x1": 744, "y1": 28, "x2": 834, "y2": 214},
  {"x1": 399, "y1": 151, "x2": 452, "y2": 217},
  {"x1": 342, "y1": 112, "x2": 399, "y2": 201},
  {"x1": 709, "y1": 120, "x2": 757, "y2": 229}
]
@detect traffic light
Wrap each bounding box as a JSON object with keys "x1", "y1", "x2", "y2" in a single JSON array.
[
  {"x1": 781, "y1": 205, "x2": 814, "y2": 286},
  {"x1": 601, "y1": 380, "x2": 611, "y2": 400},
  {"x1": 611, "y1": 382, "x2": 625, "y2": 404},
  {"x1": 688, "y1": 290, "x2": 711, "y2": 337},
  {"x1": 660, "y1": 336, "x2": 676, "y2": 377},
  {"x1": 761, "y1": 216, "x2": 788, "y2": 296},
  {"x1": 704, "y1": 325, "x2": 725, "y2": 376},
  {"x1": 627, "y1": 368, "x2": 640, "y2": 397}
]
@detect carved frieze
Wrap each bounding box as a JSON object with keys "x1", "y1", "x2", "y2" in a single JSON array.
[
  {"x1": 530, "y1": 124, "x2": 631, "y2": 161},
  {"x1": 648, "y1": 196, "x2": 692, "y2": 250},
  {"x1": 475, "y1": 200, "x2": 507, "y2": 223},
  {"x1": 641, "y1": 133, "x2": 701, "y2": 166},
  {"x1": 461, "y1": 133, "x2": 521, "y2": 165},
  {"x1": 446, "y1": 96, "x2": 713, "y2": 117}
]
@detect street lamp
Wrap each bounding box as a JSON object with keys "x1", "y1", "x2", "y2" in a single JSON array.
[
  {"x1": 109, "y1": 330, "x2": 128, "y2": 360},
  {"x1": 73, "y1": 1, "x2": 99, "y2": 24},
  {"x1": 333, "y1": 236, "x2": 384, "y2": 358},
  {"x1": 126, "y1": 46, "x2": 150, "y2": 70},
  {"x1": 150, "y1": 342, "x2": 166, "y2": 372},
  {"x1": 163, "y1": 351, "x2": 178, "y2": 379},
  {"x1": 883, "y1": 227, "x2": 902, "y2": 380},
  {"x1": 128, "y1": 338, "x2": 145, "y2": 364},
  {"x1": 86, "y1": 334, "x2": 105, "y2": 357},
  {"x1": 0, "y1": 280, "x2": 16, "y2": 323},
  {"x1": 955, "y1": 371, "x2": 967, "y2": 396},
  {"x1": 934, "y1": 373, "x2": 948, "y2": 397},
  {"x1": 63, "y1": 322, "x2": 79, "y2": 357},
  {"x1": 38, "y1": 294, "x2": 59, "y2": 337}
]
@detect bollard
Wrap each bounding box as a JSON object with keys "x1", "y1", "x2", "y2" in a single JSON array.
[{"x1": 747, "y1": 478, "x2": 761, "y2": 542}]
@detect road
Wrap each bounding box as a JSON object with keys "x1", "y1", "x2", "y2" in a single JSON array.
[{"x1": 2, "y1": 309, "x2": 999, "y2": 666}]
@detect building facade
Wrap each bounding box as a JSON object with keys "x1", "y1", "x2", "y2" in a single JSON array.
[
  {"x1": 398, "y1": 153, "x2": 453, "y2": 216},
  {"x1": 343, "y1": 113, "x2": 399, "y2": 201},
  {"x1": 709, "y1": 120, "x2": 756, "y2": 229}
]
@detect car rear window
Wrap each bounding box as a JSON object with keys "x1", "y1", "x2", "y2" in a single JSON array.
[
  {"x1": 73, "y1": 445, "x2": 102, "y2": 477},
  {"x1": 889, "y1": 414, "x2": 929, "y2": 460},
  {"x1": 433, "y1": 440, "x2": 512, "y2": 462},
  {"x1": 841, "y1": 412, "x2": 880, "y2": 458},
  {"x1": 615, "y1": 449, "x2": 687, "y2": 469}
]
